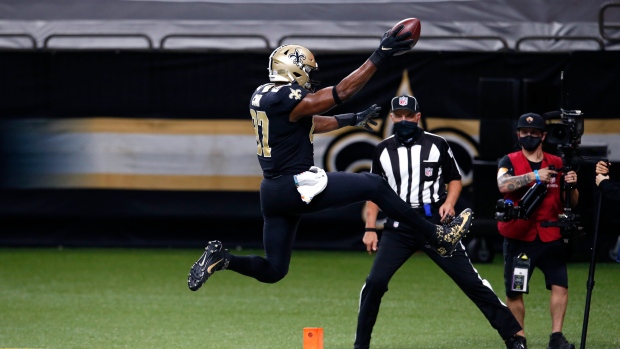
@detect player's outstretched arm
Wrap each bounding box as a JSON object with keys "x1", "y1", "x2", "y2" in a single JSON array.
[
  {"x1": 290, "y1": 62, "x2": 378, "y2": 122},
  {"x1": 290, "y1": 27, "x2": 412, "y2": 122},
  {"x1": 313, "y1": 104, "x2": 381, "y2": 134}
]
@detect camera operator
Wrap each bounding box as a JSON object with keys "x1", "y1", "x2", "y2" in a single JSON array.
[
  {"x1": 496, "y1": 113, "x2": 578, "y2": 349},
  {"x1": 595, "y1": 161, "x2": 620, "y2": 202}
]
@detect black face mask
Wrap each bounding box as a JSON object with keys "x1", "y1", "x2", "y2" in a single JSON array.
[
  {"x1": 519, "y1": 135, "x2": 542, "y2": 151},
  {"x1": 394, "y1": 121, "x2": 422, "y2": 145}
]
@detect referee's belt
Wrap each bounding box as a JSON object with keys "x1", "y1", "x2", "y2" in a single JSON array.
[
  {"x1": 411, "y1": 201, "x2": 444, "y2": 215},
  {"x1": 385, "y1": 202, "x2": 443, "y2": 229}
]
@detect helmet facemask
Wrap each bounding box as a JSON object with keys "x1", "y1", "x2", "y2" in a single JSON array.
[
  {"x1": 268, "y1": 45, "x2": 320, "y2": 91},
  {"x1": 302, "y1": 65, "x2": 320, "y2": 92}
]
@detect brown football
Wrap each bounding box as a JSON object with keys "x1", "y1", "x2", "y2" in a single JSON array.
[{"x1": 390, "y1": 18, "x2": 421, "y2": 55}]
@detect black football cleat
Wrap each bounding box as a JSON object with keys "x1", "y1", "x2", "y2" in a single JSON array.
[
  {"x1": 188, "y1": 240, "x2": 230, "y2": 291},
  {"x1": 433, "y1": 208, "x2": 473, "y2": 257},
  {"x1": 505, "y1": 335, "x2": 528, "y2": 349},
  {"x1": 547, "y1": 332, "x2": 575, "y2": 349}
]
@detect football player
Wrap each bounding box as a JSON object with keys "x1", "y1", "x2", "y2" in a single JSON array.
[{"x1": 188, "y1": 26, "x2": 474, "y2": 291}]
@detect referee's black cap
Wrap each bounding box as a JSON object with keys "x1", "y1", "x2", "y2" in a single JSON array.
[
  {"x1": 517, "y1": 112, "x2": 546, "y2": 130},
  {"x1": 391, "y1": 95, "x2": 420, "y2": 113}
]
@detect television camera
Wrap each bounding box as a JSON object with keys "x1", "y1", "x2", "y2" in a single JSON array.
[
  {"x1": 544, "y1": 109, "x2": 585, "y2": 170},
  {"x1": 541, "y1": 109, "x2": 585, "y2": 240},
  {"x1": 545, "y1": 109, "x2": 584, "y2": 149}
]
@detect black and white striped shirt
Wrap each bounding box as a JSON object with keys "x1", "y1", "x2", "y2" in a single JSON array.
[{"x1": 371, "y1": 132, "x2": 462, "y2": 208}]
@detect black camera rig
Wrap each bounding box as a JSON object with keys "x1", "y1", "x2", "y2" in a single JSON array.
[
  {"x1": 541, "y1": 108, "x2": 585, "y2": 240},
  {"x1": 546, "y1": 71, "x2": 585, "y2": 150},
  {"x1": 537, "y1": 71, "x2": 592, "y2": 239},
  {"x1": 495, "y1": 180, "x2": 548, "y2": 222}
]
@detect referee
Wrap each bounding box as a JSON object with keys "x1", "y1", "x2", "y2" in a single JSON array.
[{"x1": 354, "y1": 95, "x2": 526, "y2": 349}]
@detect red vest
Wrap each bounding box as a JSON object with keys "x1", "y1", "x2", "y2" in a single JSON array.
[{"x1": 497, "y1": 151, "x2": 564, "y2": 242}]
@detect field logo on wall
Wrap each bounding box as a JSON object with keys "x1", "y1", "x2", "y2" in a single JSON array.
[{"x1": 322, "y1": 70, "x2": 479, "y2": 187}]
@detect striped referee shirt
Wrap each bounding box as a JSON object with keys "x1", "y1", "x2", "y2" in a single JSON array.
[{"x1": 371, "y1": 132, "x2": 462, "y2": 208}]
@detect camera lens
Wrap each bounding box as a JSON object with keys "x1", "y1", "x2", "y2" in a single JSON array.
[{"x1": 548, "y1": 124, "x2": 570, "y2": 145}]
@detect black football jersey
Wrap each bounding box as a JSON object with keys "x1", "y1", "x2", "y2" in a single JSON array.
[{"x1": 249, "y1": 82, "x2": 314, "y2": 178}]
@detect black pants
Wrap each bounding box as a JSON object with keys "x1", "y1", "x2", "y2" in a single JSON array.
[
  {"x1": 503, "y1": 237, "x2": 569, "y2": 298},
  {"x1": 354, "y1": 210, "x2": 521, "y2": 349},
  {"x1": 228, "y1": 171, "x2": 437, "y2": 283}
]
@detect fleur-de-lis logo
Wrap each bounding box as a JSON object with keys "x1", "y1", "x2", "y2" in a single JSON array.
[
  {"x1": 289, "y1": 88, "x2": 302, "y2": 100},
  {"x1": 288, "y1": 48, "x2": 306, "y2": 65}
]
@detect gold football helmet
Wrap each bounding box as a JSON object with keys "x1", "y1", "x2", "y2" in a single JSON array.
[{"x1": 268, "y1": 44, "x2": 319, "y2": 90}]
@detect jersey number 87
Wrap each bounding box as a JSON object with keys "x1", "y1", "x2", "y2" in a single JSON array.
[{"x1": 250, "y1": 109, "x2": 271, "y2": 157}]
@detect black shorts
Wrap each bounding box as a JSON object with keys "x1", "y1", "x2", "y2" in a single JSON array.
[{"x1": 503, "y1": 237, "x2": 570, "y2": 298}]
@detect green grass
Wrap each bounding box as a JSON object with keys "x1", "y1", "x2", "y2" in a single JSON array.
[{"x1": 0, "y1": 248, "x2": 619, "y2": 349}]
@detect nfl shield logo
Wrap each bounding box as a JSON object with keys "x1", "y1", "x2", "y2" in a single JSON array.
[
  {"x1": 399, "y1": 96, "x2": 408, "y2": 106},
  {"x1": 425, "y1": 167, "x2": 433, "y2": 177}
]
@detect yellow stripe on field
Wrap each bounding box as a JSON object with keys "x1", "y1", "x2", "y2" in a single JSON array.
[
  {"x1": 40, "y1": 118, "x2": 256, "y2": 135},
  {"x1": 45, "y1": 174, "x2": 263, "y2": 191},
  {"x1": 51, "y1": 117, "x2": 352, "y2": 136},
  {"x1": 28, "y1": 117, "x2": 620, "y2": 137},
  {"x1": 582, "y1": 119, "x2": 620, "y2": 134}
]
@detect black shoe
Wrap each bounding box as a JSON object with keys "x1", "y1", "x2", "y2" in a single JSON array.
[
  {"x1": 433, "y1": 208, "x2": 473, "y2": 257},
  {"x1": 505, "y1": 335, "x2": 528, "y2": 349},
  {"x1": 547, "y1": 332, "x2": 575, "y2": 349},
  {"x1": 187, "y1": 240, "x2": 230, "y2": 291}
]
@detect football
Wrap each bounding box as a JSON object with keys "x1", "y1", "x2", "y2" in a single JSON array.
[{"x1": 390, "y1": 18, "x2": 421, "y2": 55}]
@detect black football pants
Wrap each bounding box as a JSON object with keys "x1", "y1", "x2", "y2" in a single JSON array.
[
  {"x1": 354, "y1": 212, "x2": 522, "y2": 348},
  {"x1": 227, "y1": 171, "x2": 438, "y2": 283}
]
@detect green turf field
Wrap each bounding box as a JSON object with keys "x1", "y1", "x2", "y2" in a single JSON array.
[{"x1": 1, "y1": 248, "x2": 618, "y2": 349}]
